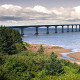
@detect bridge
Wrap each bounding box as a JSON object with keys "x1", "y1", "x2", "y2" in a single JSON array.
[{"x1": 6, "y1": 24, "x2": 80, "y2": 36}]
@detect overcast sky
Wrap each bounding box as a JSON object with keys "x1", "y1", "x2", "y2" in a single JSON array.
[{"x1": 0, "y1": 0, "x2": 80, "y2": 26}]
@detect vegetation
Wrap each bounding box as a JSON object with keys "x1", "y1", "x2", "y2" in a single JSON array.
[
  {"x1": 43, "y1": 52, "x2": 64, "y2": 76},
  {"x1": 0, "y1": 26, "x2": 80, "y2": 80},
  {"x1": 0, "y1": 26, "x2": 23, "y2": 54},
  {"x1": 23, "y1": 42, "x2": 30, "y2": 50},
  {"x1": 37, "y1": 45, "x2": 44, "y2": 54},
  {"x1": 0, "y1": 51, "x2": 80, "y2": 80}
]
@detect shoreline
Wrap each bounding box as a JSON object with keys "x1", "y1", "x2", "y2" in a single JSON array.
[
  {"x1": 29, "y1": 43, "x2": 80, "y2": 64},
  {"x1": 68, "y1": 52, "x2": 80, "y2": 61},
  {"x1": 29, "y1": 43, "x2": 71, "y2": 57},
  {"x1": 29, "y1": 43, "x2": 71, "y2": 54}
]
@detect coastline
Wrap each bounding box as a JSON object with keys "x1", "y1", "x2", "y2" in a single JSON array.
[
  {"x1": 68, "y1": 52, "x2": 80, "y2": 61},
  {"x1": 29, "y1": 43, "x2": 71, "y2": 57},
  {"x1": 29, "y1": 43, "x2": 80, "y2": 64}
]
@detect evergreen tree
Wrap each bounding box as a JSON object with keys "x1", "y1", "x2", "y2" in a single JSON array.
[
  {"x1": 0, "y1": 26, "x2": 23, "y2": 54},
  {"x1": 37, "y1": 45, "x2": 44, "y2": 54},
  {"x1": 44, "y1": 52, "x2": 64, "y2": 75}
]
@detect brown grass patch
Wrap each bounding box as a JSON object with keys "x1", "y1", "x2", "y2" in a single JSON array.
[
  {"x1": 29, "y1": 44, "x2": 72, "y2": 56},
  {"x1": 68, "y1": 52, "x2": 80, "y2": 60}
]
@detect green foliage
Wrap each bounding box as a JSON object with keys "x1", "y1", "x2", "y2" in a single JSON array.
[
  {"x1": 0, "y1": 44, "x2": 80, "y2": 80},
  {"x1": 15, "y1": 43, "x2": 24, "y2": 53},
  {"x1": 0, "y1": 26, "x2": 23, "y2": 54},
  {"x1": 37, "y1": 45, "x2": 44, "y2": 54},
  {"x1": 0, "y1": 52, "x2": 9, "y2": 65},
  {"x1": 77, "y1": 67, "x2": 80, "y2": 73},
  {"x1": 60, "y1": 59, "x2": 80, "y2": 70},
  {"x1": 2, "y1": 51, "x2": 47, "y2": 80},
  {"x1": 11, "y1": 29, "x2": 22, "y2": 43},
  {"x1": 34, "y1": 66, "x2": 80, "y2": 80},
  {"x1": 0, "y1": 54, "x2": 5, "y2": 65},
  {"x1": 23, "y1": 42, "x2": 30, "y2": 50},
  {"x1": 43, "y1": 52, "x2": 64, "y2": 76}
]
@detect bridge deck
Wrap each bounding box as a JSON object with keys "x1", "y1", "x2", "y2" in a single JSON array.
[
  {"x1": 3, "y1": 24, "x2": 80, "y2": 36},
  {"x1": 6, "y1": 24, "x2": 80, "y2": 28}
]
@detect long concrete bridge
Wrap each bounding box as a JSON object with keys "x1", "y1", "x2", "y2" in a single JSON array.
[{"x1": 6, "y1": 24, "x2": 80, "y2": 36}]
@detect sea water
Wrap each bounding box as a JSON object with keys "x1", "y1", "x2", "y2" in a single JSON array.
[{"x1": 14, "y1": 27, "x2": 80, "y2": 60}]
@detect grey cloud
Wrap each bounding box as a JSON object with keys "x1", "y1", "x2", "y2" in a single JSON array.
[
  {"x1": 0, "y1": 4, "x2": 58, "y2": 22},
  {"x1": 0, "y1": 16, "x2": 25, "y2": 21},
  {"x1": 65, "y1": 19, "x2": 80, "y2": 22},
  {"x1": 0, "y1": 4, "x2": 80, "y2": 25}
]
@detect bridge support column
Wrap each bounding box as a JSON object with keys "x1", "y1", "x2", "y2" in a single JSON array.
[
  {"x1": 21, "y1": 28, "x2": 24, "y2": 36},
  {"x1": 35, "y1": 27, "x2": 39, "y2": 35},
  {"x1": 67, "y1": 25, "x2": 69, "y2": 32},
  {"x1": 55, "y1": 26, "x2": 57, "y2": 33},
  {"x1": 62, "y1": 26, "x2": 64, "y2": 33},
  {"x1": 46, "y1": 26, "x2": 49, "y2": 34},
  {"x1": 79, "y1": 25, "x2": 80, "y2": 31},
  {"x1": 72, "y1": 25, "x2": 73, "y2": 32},
  {"x1": 75, "y1": 25, "x2": 77, "y2": 32}
]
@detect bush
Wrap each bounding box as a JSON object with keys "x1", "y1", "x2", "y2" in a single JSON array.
[
  {"x1": 4, "y1": 56, "x2": 35, "y2": 80},
  {"x1": 0, "y1": 65, "x2": 9, "y2": 80},
  {"x1": 3, "y1": 51, "x2": 46, "y2": 80},
  {"x1": 60, "y1": 59, "x2": 80, "y2": 70},
  {"x1": 0, "y1": 54, "x2": 5, "y2": 65},
  {"x1": 37, "y1": 45, "x2": 44, "y2": 54},
  {"x1": 23, "y1": 42, "x2": 30, "y2": 50},
  {"x1": 0, "y1": 52, "x2": 9, "y2": 65},
  {"x1": 43, "y1": 52, "x2": 64, "y2": 75},
  {"x1": 15, "y1": 43, "x2": 24, "y2": 53}
]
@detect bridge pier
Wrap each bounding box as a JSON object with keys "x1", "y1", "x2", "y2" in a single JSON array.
[
  {"x1": 7, "y1": 24, "x2": 80, "y2": 35},
  {"x1": 79, "y1": 25, "x2": 80, "y2": 31},
  {"x1": 67, "y1": 25, "x2": 69, "y2": 32},
  {"x1": 46, "y1": 26, "x2": 49, "y2": 34},
  {"x1": 35, "y1": 27, "x2": 39, "y2": 35},
  {"x1": 75, "y1": 25, "x2": 77, "y2": 32},
  {"x1": 55, "y1": 26, "x2": 57, "y2": 33},
  {"x1": 62, "y1": 26, "x2": 64, "y2": 33},
  {"x1": 21, "y1": 28, "x2": 24, "y2": 36},
  {"x1": 72, "y1": 25, "x2": 73, "y2": 32}
]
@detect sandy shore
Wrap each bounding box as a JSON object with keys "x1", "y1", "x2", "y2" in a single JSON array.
[
  {"x1": 29, "y1": 44, "x2": 71, "y2": 56},
  {"x1": 68, "y1": 52, "x2": 80, "y2": 61},
  {"x1": 29, "y1": 44, "x2": 80, "y2": 64}
]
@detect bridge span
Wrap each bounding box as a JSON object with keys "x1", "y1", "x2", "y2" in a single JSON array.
[{"x1": 6, "y1": 24, "x2": 80, "y2": 36}]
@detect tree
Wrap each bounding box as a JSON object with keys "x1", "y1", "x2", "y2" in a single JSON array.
[
  {"x1": 37, "y1": 45, "x2": 44, "y2": 54},
  {"x1": 44, "y1": 52, "x2": 64, "y2": 75},
  {"x1": 0, "y1": 26, "x2": 23, "y2": 54}
]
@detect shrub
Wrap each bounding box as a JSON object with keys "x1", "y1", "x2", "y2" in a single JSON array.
[
  {"x1": 0, "y1": 52, "x2": 9, "y2": 65},
  {"x1": 4, "y1": 56, "x2": 35, "y2": 80},
  {"x1": 3, "y1": 51, "x2": 46, "y2": 80},
  {"x1": 43, "y1": 52, "x2": 64, "y2": 75},
  {"x1": 60, "y1": 59, "x2": 80, "y2": 70},
  {"x1": 0, "y1": 55, "x2": 5, "y2": 65},
  {"x1": 37, "y1": 45, "x2": 44, "y2": 54},
  {"x1": 23, "y1": 42, "x2": 30, "y2": 50}
]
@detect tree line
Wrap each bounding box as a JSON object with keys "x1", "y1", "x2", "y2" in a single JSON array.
[{"x1": 0, "y1": 26, "x2": 23, "y2": 54}]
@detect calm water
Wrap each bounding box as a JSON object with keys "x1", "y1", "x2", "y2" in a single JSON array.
[
  {"x1": 19, "y1": 27, "x2": 80, "y2": 49},
  {"x1": 15, "y1": 27, "x2": 80, "y2": 60}
]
